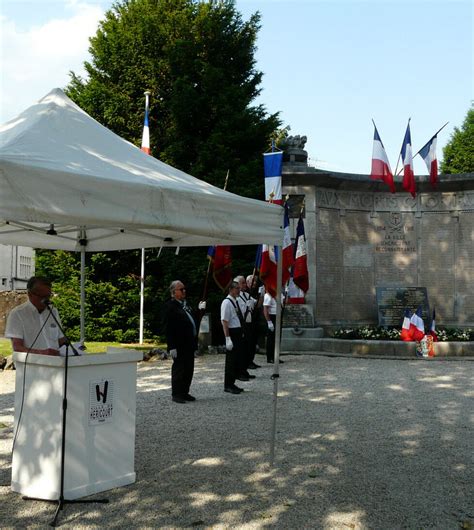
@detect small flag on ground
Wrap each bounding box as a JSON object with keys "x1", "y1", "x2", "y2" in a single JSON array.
[
  {"x1": 401, "y1": 121, "x2": 416, "y2": 198},
  {"x1": 419, "y1": 134, "x2": 438, "y2": 188},
  {"x1": 207, "y1": 246, "x2": 232, "y2": 292},
  {"x1": 263, "y1": 151, "x2": 283, "y2": 205},
  {"x1": 409, "y1": 306, "x2": 425, "y2": 342},
  {"x1": 428, "y1": 308, "x2": 438, "y2": 342},
  {"x1": 293, "y1": 214, "x2": 309, "y2": 293},
  {"x1": 401, "y1": 308, "x2": 413, "y2": 341},
  {"x1": 371, "y1": 123, "x2": 395, "y2": 193}
]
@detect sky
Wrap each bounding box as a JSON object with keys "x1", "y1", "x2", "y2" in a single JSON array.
[{"x1": 1, "y1": 0, "x2": 472, "y2": 175}]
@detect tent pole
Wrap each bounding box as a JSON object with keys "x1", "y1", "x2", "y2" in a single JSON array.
[
  {"x1": 269, "y1": 243, "x2": 283, "y2": 466},
  {"x1": 139, "y1": 248, "x2": 145, "y2": 344},
  {"x1": 80, "y1": 246, "x2": 86, "y2": 346}
]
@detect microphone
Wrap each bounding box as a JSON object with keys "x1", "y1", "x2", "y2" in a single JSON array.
[{"x1": 41, "y1": 298, "x2": 52, "y2": 306}]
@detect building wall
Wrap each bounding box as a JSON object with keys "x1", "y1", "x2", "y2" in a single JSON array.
[
  {"x1": 0, "y1": 245, "x2": 35, "y2": 291},
  {"x1": 284, "y1": 167, "x2": 474, "y2": 328}
]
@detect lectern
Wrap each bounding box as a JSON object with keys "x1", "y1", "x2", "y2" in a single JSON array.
[{"x1": 11, "y1": 349, "x2": 143, "y2": 500}]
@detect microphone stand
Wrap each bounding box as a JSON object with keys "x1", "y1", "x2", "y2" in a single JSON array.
[{"x1": 22, "y1": 302, "x2": 108, "y2": 527}]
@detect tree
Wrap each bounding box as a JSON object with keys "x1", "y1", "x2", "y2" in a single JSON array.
[
  {"x1": 41, "y1": 0, "x2": 281, "y2": 343},
  {"x1": 67, "y1": 0, "x2": 280, "y2": 198},
  {"x1": 441, "y1": 105, "x2": 474, "y2": 174}
]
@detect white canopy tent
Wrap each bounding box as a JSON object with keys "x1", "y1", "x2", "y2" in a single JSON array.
[{"x1": 0, "y1": 88, "x2": 284, "y2": 463}]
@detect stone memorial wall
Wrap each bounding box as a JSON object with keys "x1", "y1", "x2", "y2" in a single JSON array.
[{"x1": 283, "y1": 164, "x2": 474, "y2": 328}]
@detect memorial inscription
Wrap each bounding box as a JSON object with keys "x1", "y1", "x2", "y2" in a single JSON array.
[
  {"x1": 376, "y1": 287, "x2": 430, "y2": 327},
  {"x1": 282, "y1": 304, "x2": 314, "y2": 328}
]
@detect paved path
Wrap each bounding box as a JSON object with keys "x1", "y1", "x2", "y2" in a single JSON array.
[{"x1": 1, "y1": 353, "x2": 473, "y2": 529}]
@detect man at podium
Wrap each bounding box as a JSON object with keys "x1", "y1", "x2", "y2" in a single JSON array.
[{"x1": 5, "y1": 276, "x2": 66, "y2": 356}]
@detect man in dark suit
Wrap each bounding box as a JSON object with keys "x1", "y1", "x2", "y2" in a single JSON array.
[{"x1": 164, "y1": 280, "x2": 204, "y2": 403}]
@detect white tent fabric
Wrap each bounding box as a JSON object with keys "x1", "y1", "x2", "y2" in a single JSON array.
[{"x1": 0, "y1": 89, "x2": 283, "y2": 251}]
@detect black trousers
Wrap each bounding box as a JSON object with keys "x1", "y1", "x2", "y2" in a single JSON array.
[
  {"x1": 266, "y1": 314, "x2": 277, "y2": 362},
  {"x1": 172, "y1": 347, "x2": 195, "y2": 396},
  {"x1": 225, "y1": 327, "x2": 244, "y2": 387}
]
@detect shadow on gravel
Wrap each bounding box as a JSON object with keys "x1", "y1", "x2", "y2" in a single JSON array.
[{"x1": 1, "y1": 355, "x2": 473, "y2": 528}]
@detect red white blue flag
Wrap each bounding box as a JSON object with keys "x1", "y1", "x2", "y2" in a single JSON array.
[
  {"x1": 141, "y1": 93, "x2": 150, "y2": 155},
  {"x1": 207, "y1": 246, "x2": 232, "y2": 292},
  {"x1": 282, "y1": 203, "x2": 294, "y2": 286},
  {"x1": 401, "y1": 308, "x2": 413, "y2": 341},
  {"x1": 419, "y1": 134, "x2": 438, "y2": 188},
  {"x1": 409, "y1": 306, "x2": 425, "y2": 342},
  {"x1": 263, "y1": 151, "x2": 283, "y2": 205},
  {"x1": 371, "y1": 123, "x2": 395, "y2": 193},
  {"x1": 428, "y1": 308, "x2": 438, "y2": 342},
  {"x1": 260, "y1": 244, "x2": 278, "y2": 297},
  {"x1": 401, "y1": 121, "x2": 416, "y2": 198},
  {"x1": 293, "y1": 214, "x2": 309, "y2": 293}
]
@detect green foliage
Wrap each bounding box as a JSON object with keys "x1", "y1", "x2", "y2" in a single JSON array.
[
  {"x1": 66, "y1": 0, "x2": 280, "y2": 198},
  {"x1": 441, "y1": 105, "x2": 474, "y2": 174}
]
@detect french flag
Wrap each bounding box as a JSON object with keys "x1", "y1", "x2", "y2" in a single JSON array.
[
  {"x1": 400, "y1": 308, "x2": 413, "y2": 341},
  {"x1": 370, "y1": 123, "x2": 395, "y2": 193},
  {"x1": 409, "y1": 306, "x2": 425, "y2": 342},
  {"x1": 401, "y1": 121, "x2": 416, "y2": 198},
  {"x1": 141, "y1": 92, "x2": 151, "y2": 155},
  {"x1": 428, "y1": 308, "x2": 438, "y2": 342},
  {"x1": 260, "y1": 244, "x2": 278, "y2": 297},
  {"x1": 263, "y1": 151, "x2": 283, "y2": 205},
  {"x1": 282, "y1": 203, "x2": 295, "y2": 285},
  {"x1": 419, "y1": 134, "x2": 438, "y2": 188},
  {"x1": 293, "y1": 214, "x2": 309, "y2": 293}
]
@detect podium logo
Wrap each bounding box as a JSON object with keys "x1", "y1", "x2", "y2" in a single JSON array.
[{"x1": 95, "y1": 381, "x2": 109, "y2": 403}]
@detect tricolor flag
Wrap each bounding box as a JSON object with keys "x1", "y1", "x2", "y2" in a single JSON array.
[
  {"x1": 400, "y1": 308, "x2": 413, "y2": 341},
  {"x1": 293, "y1": 214, "x2": 309, "y2": 293},
  {"x1": 282, "y1": 203, "x2": 295, "y2": 286},
  {"x1": 401, "y1": 121, "x2": 416, "y2": 198},
  {"x1": 260, "y1": 244, "x2": 278, "y2": 297},
  {"x1": 419, "y1": 134, "x2": 438, "y2": 188},
  {"x1": 207, "y1": 246, "x2": 232, "y2": 292},
  {"x1": 371, "y1": 123, "x2": 395, "y2": 193},
  {"x1": 409, "y1": 306, "x2": 425, "y2": 342},
  {"x1": 141, "y1": 92, "x2": 151, "y2": 155},
  {"x1": 263, "y1": 151, "x2": 283, "y2": 205},
  {"x1": 428, "y1": 308, "x2": 438, "y2": 342},
  {"x1": 287, "y1": 277, "x2": 305, "y2": 304}
]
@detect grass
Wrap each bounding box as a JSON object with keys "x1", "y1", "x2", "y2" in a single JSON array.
[{"x1": 0, "y1": 338, "x2": 164, "y2": 358}]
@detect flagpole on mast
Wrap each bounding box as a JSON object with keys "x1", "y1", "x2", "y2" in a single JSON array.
[
  {"x1": 269, "y1": 241, "x2": 283, "y2": 466},
  {"x1": 139, "y1": 90, "x2": 151, "y2": 345}
]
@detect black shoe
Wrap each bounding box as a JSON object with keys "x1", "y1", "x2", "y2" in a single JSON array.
[
  {"x1": 248, "y1": 362, "x2": 261, "y2": 369},
  {"x1": 183, "y1": 394, "x2": 196, "y2": 401},
  {"x1": 232, "y1": 385, "x2": 244, "y2": 392},
  {"x1": 172, "y1": 396, "x2": 186, "y2": 403},
  {"x1": 224, "y1": 387, "x2": 241, "y2": 394},
  {"x1": 246, "y1": 374, "x2": 256, "y2": 379},
  {"x1": 267, "y1": 359, "x2": 284, "y2": 364},
  {"x1": 236, "y1": 376, "x2": 250, "y2": 381}
]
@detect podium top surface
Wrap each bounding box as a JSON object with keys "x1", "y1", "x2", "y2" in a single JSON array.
[{"x1": 13, "y1": 349, "x2": 143, "y2": 367}]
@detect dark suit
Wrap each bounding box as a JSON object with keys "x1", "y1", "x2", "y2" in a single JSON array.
[{"x1": 164, "y1": 299, "x2": 198, "y2": 397}]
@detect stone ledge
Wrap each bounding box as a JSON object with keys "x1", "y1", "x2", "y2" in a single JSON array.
[{"x1": 281, "y1": 338, "x2": 474, "y2": 357}]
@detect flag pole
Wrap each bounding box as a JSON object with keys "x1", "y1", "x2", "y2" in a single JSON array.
[
  {"x1": 139, "y1": 90, "x2": 151, "y2": 345},
  {"x1": 394, "y1": 117, "x2": 410, "y2": 178},
  {"x1": 412, "y1": 121, "x2": 449, "y2": 160},
  {"x1": 269, "y1": 240, "x2": 283, "y2": 466},
  {"x1": 201, "y1": 170, "x2": 230, "y2": 304}
]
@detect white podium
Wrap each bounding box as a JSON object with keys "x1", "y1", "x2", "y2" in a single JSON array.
[{"x1": 11, "y1": 349, "x2": 143, "y2": 500}]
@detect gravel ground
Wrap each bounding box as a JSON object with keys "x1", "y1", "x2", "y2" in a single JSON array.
[{"x1": 1, "y1": 353, "x2": 473, "y2": 529}]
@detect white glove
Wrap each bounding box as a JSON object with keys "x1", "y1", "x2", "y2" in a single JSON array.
[
  {"x1": 198, "y1": 301, "x2": 206, "y2": 310},
  {"x1": 267, "y1": 320, "x2": 275, "y2": 332},
  {"x1": 258, "y1": 286, "x2": 265, "y2": 295},
  {"x1": 225, "y1": 337, "x2": 233, "y2": 351},
  {"x1": 169, "y1": 349, "x2": 178, "y2": 359},
  {"x1": 246, "y1": 299, "x2": 255, "y2": 310}
]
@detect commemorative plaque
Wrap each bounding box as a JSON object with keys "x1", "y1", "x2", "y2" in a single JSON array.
[
  {"x1": 282, "y1": 304, "x2": 314, "y2": 328},
  {"x1": 376, "y1": 287, "x2": 430, "y2": 327}
]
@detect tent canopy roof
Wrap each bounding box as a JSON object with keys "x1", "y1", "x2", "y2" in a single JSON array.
[{"x1": 0, "y1": 89, "x2": 282, "y2": 251}]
